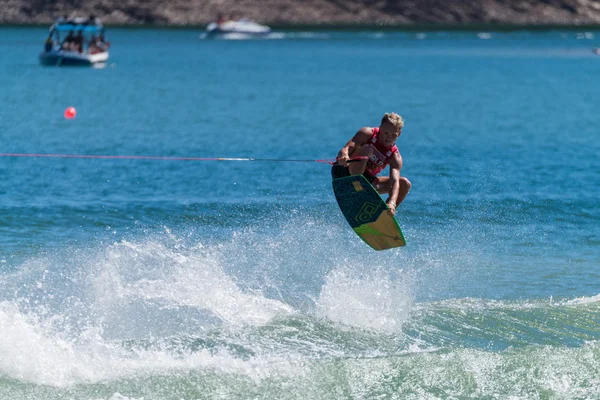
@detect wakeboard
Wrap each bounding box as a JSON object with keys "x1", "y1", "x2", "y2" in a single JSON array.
[{"x1": 332, "y1": 174, "x2": 406, "y2": 250}]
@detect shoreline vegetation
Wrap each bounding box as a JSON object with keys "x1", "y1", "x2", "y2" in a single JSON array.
[{"x1": 3, "y1": 0, "x2": 600, "y2": 29}]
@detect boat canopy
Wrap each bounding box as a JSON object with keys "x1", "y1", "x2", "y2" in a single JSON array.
[{"x1": 49, "y1": 17, "x2": 104, "y2": 33}]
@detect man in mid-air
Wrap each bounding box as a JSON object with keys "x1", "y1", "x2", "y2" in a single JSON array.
[{"x1": 332, "y1": 112, "x2": 411, "y2": 216}]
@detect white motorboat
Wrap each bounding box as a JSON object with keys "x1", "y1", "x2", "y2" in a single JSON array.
[
  {"x1": 39, "y1": 17, "x2": 110, "y2": 66},
  {"x1": 205, "y1": 18, "x2": 271, "y2": 37}
]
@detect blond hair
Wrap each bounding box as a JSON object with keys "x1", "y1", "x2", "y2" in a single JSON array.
[{"x1": 381, "y1": 112, "x2": 404, "y2": 131}]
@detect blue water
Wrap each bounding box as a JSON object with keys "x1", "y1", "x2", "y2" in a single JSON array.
[{"x1": 1, "y1": 27, "x2": 599, "y2": 399}]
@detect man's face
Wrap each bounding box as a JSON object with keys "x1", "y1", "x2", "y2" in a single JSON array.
[{"x1": 378, "y1": 122, "x2": 401, "y2": 147}]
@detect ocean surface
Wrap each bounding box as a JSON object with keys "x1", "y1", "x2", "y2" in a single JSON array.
[{"x1": 0, "y1": 27, "x2": 599, "y2": 399}]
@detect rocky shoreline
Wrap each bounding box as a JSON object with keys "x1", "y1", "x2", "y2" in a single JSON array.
[{"x1": 3, "y1": 0, "x2": 600, "y2": 27}]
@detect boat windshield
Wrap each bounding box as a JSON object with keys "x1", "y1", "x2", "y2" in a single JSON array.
[{"x1": 44, "y1": 17, "x2": 109, "y2": 54}]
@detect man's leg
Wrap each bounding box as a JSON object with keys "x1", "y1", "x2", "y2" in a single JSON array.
[
  {"x1": 348, "y1": 145, "x2": 372, "y2": 175},
  {"x1": 396, "y1": 177, "x2": 411, "y2": 205},
  {"x1": 372, "y1": 176, "x2": 412, "y2": 205},
  {"x1": 331, "y1": 164, "x2": 350, "y2": 180}
]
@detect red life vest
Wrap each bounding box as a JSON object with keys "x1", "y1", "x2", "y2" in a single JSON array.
[{"x1": 365, "y1": 127, "x2": 398, "y2": 176}]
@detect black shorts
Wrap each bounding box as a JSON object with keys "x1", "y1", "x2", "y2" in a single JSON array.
[{"x1": 331, "y1": 164, "x2": 377, "y2": 183}]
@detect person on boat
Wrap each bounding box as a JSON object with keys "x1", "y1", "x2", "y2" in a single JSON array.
[
  {"x1": 332, "y1": 112, "x2": 411, "y2": 216},
  {"x1": 86, "y1": 14, "x2": 98, "y2": 25},
  {"x1": 96, "y1": 32, "x2": 110, "y2": 51},
  {"x1": 61, "y1": 30, "x2": 75, "y2": 51},
  {"x1": 88, "y1": 34, "x2": 100, "y2": 54},
  {"x1": 216, "y1": 13, "x2": 228, "y2": 25},
  {"x1": 73, "y1": 31, "x2": 84, "y2": 52}
]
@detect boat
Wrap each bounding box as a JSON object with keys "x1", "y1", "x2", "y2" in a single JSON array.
[
  {"x1": 39, "y1": 17, "x2": 110, "y2": 66},
  {"x1": 204, "y1": 18, "x2": 271, "y2": 37}
]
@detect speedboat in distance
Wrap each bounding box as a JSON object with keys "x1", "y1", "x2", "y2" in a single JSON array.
[
  {"x1": 39, "y1": 16, "x2": 110, "y2": 66},
  {"x1": 204, "y1": 18, "x2": 271, "y2": 38}
]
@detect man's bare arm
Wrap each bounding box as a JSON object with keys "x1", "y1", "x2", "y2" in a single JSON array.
[
  {"x1": 337, "y1": 127, "x2": 373, "y2": 166},
  {"x1": 386, "y1": 153, "x2": 402, "y2": 215}
]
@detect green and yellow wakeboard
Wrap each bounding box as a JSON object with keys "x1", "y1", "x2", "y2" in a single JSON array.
[{"x1": 332, "y1": 174, "x2": 406, "y2": 250}]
